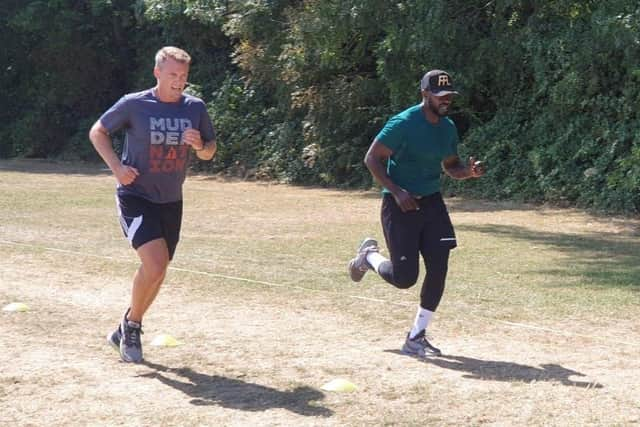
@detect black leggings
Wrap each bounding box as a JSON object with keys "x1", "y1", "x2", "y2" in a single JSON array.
[{"x1": 377, "y1": 193, "x2": 456, "y2": 311}]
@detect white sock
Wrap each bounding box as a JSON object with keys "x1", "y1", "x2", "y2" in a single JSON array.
[
  {"x1": 366, "y1": 251, "x2": 387, "y2": 273},
  {"x1": 409, "y1": 307, "x2": 434, "y2": 339}
]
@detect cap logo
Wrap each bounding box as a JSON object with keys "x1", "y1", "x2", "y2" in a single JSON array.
[
  {"x1": 421, "y1": 70, "x2": 458, "y2": 94},
  {"x1": 437, "y1": 75, "x2": 450, "y2": 87}
]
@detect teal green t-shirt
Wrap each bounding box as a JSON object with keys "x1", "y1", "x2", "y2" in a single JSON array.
[{"x1": 375, "y1": 103, "x2": 459, "y2": 196}]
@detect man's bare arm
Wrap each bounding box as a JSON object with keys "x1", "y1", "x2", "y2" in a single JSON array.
[
  {"x1": 364, "y1": 139, "x2": 418, "y2": 212},
  {"x1": 89, "y1": 120, "x2": 139, "y2": 185}
]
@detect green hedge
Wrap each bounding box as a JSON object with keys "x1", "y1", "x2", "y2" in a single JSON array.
[{"x1": 2, "y1": 0, "x2": 639, "y2": 212}]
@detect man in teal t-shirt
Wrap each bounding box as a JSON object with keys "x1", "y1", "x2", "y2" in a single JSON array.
[{"x1": 348, "y1": 70, "x2": 485, "y2": 357}]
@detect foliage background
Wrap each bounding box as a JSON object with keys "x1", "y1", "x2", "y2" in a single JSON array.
[{"x1": 1, "y1": 0, "x2": 639, "y2": 213}]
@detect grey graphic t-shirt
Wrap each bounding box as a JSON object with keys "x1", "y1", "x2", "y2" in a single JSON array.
[{"x1": 100, "y1": 88, "x2": 216, "y2": 203}]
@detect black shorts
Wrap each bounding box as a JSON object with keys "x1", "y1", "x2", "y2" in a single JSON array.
[
  {"x1": 381, "y1": 192, "x2": 456, "y2": 262},
  {"x1": 116, "y1": 194, "x2": 183, "y2": 260}
]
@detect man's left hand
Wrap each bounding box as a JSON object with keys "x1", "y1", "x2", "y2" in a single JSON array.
[
  {"x1": 469, "y1": 156, "x2": 485, "y2": 178},
  {"x1": 182, "y1": 128, "x2": 204, "y2": 150}
]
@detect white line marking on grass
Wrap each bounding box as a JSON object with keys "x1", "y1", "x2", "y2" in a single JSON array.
[
  {"x1": 169, "y1": 266, "x2": 288, "y2": 288},
  {"x1": 349, "y1": 295, "x2": 412, "y2": 307},
  {"x1": 1, "y1": 238, "x2": 638, "y2": 348}
]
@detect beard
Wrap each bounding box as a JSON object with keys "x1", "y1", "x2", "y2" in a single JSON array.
[{"x1": 427, "y1": 98, "x2": 450, "y2": 117}]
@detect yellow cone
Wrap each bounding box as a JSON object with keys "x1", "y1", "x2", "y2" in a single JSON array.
[
  {"x1": 150, "y1": 334, "x2": 180, "y2": 347},
  {"x1": 321, "y1": 378, "x2": 358, "y2": 392},
  {"x1": 2, "y1": 302, "x2": 29, "y2": 312}
]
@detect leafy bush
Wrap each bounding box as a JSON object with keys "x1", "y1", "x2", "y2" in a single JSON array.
[{"x1": 2, "y1": 0, "x2": 639, "y2": 213}]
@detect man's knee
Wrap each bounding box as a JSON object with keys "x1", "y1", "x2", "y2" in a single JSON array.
[
  {"x1": 137, "y1": 239, "x2": 170, "y2": 282},
  {"x1": 392, "y1": 269, "x2": 419, "y2": 289},
  {"x1": 143, "y1": 261, "x2": 167, "y2": 283},
  {"x1": 378, "y1": 260, "x2": 418, "y2": 288}
]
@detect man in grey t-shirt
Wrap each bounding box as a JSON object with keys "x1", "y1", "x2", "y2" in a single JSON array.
[{"x1": 89, "y1": 46, "x2": 217, "y2": 363}]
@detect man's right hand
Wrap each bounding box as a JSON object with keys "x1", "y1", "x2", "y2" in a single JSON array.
[
  {"x1": 364, "y1": 139, "x2": 419, "y2": 213},
  {"x1": 89, "y1": 120, "x2": 138, "y2": 185},
  {"x1": 392, "y1": 188, "x2": 419, "y2": 213},
  {"x1": 114, "y1": 164, "x2": 140, "y2": 185}
]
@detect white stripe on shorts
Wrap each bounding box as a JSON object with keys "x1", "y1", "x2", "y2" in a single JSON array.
[
  {"x1": 116, "y1": 195, "x2": 143, "y2": 243},
  {"x1": 122, "y1": 215, "x2": 143, "y2": 243}
]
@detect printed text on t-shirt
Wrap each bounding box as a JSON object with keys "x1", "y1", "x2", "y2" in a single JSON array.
[{"x1": 149, "y1": 117, "x2": 192, "y2": 173}]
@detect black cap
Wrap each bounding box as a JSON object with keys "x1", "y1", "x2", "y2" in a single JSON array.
[{"x1": 420, "y1": 70, "x2": 459, "y2": 96}]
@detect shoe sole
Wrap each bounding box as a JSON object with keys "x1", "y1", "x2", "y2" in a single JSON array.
[
  {"x1": 348, "y1": 238, "x2": 378, "y2": 282},
  {"x1": 119, "y1": 352, "x2": 143, "y2": 363},
  {"x1": 348, "y1": 259, "x2": 367, "y2": 282}
]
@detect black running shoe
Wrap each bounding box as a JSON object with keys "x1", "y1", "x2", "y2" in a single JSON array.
[
  {"x1": 401, "y1": 330, "x2": 442, "y2": 357},
  {"x1": 120, "y1": 315, "x2": 143, "y2": 363}
]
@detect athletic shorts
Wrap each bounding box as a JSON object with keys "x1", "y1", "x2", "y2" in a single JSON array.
[
  {"x1": 381, "y1": 192, "x2": 457, "y2": 260},
  {"x1": 115, "y1": 194, "x2": 183, "y2": 260}
]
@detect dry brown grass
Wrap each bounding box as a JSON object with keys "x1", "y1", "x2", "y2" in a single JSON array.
[{"x1": 1, "y1": 159, "x2": 639, "y2": 426}]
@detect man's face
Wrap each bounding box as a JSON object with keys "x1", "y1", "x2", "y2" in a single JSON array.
[
  {"x1": 154, "y1": 58, "x2": 190, "y2": 102},
  {"x1": 425, "y1": 92, "x2": 453, "y2": 117}
]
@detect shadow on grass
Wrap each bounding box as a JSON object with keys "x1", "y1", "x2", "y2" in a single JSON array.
[
  {"x1": 457, "y1": 223, "x2": 640, "y2": 290},
  {"x1": 138, "y1": 361, "x2": 333, "y2": 417},
  {"x1": 385, "y1": 351, "x2": 602, "y2": 388}
]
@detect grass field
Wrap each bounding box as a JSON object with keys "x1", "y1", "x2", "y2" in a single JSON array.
[{"x1": 1, "y1": 159, "x2": 639, "y2": 426}]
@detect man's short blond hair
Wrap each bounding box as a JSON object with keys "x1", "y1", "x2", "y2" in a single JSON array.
[{"x1": 155, "y1": 46, "x2": 191, "y2": 68}]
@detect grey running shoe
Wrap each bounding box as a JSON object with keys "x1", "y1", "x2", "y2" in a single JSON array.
[
  {"x1": 120, "y1": 316, "x2": 144, "y2": 363},
  {"x1": 106, "y1": 325, "x2": 121, "y2": 352},
  {"x1": 348, "y1": 237, "x2": 379, "y2": 282},
  {"x1": 402, "y1": 330, "x2": 442, "y2": 357}
]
